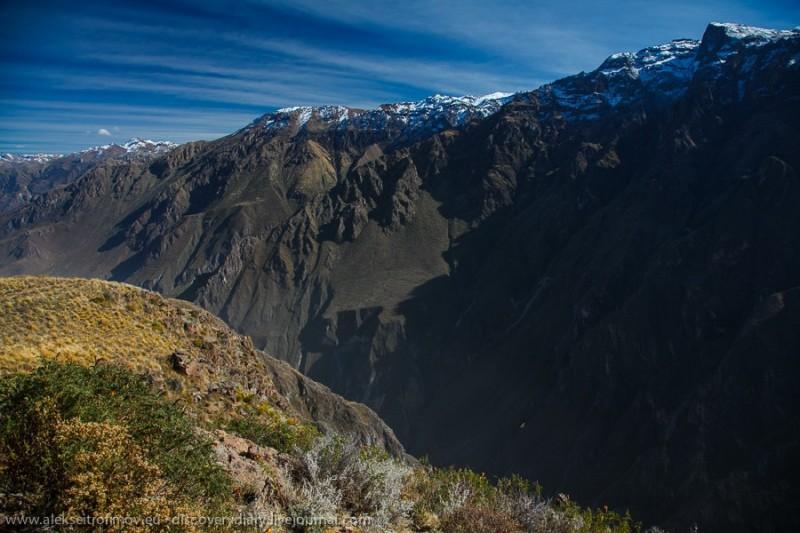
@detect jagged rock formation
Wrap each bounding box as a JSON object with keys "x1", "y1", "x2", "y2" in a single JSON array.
[{"x1": 0, "y1": 23, "x2": 799, "y2": 531}]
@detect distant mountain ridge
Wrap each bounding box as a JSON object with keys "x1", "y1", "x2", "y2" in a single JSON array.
[
  {"x1": 252, "y1": 92, "x2": 515, "y2": 138},
  {"x1": 2, "y1": 137, "x2": 178, "y2": 161},
  {"x1": 0, "y1": 92, "x2": 517, "y2": 213},
  {"x1": 0, "y1": 153, "x2": 63, "y2": 164},
  {"x1": 82, "y1": 137, "x2": 179, "y2": 157},
  {"x1": 0, "y1": 137, "x2": 178, "y2": 214},
  {"x1": 5, "y1": 21, "x2": 798, "y2": 163},
  {"x1": 1, "y1": 22, "x2": 799, "y2": 532}
]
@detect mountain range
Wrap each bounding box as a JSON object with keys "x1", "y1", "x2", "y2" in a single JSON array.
[
  {"x1": 0, "y1": 138, "x2": 177, "y2": 214},
  {"x1": 1, "y1": 22, "x2": 799, "y2": 531}
]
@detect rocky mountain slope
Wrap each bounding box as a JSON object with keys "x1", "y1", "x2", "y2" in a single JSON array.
[{"x1": 0, "y1": 22, "x2": 798, "y2": 531}]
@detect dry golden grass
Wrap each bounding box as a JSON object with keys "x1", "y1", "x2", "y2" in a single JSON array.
[
  {"x1": 0, "y1": 275, "x2": 294, "y2": 427},
  {"x1": 1, "y1": 276, "x2": 221, "y2": 375}
]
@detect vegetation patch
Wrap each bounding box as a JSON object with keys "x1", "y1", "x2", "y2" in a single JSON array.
[
  {"x1": 405, "y1": 463, "x2": 643, "y2": 533},
  {"x1": 0, "y1": 362, "x2": 232, "y2": 527},
  {"x1": 0, "y1": 276, "x2": 198, "y2": 374},
  {"x1": 225, "y1": 391, "x2": 319, "y2": 454}
]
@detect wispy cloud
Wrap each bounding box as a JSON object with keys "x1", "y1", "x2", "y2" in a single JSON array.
[
  {"x1": 1, "y1": 0, "x2": 798, "y2": 153},
  {"x1": 73, "y1": 19, "x2": 538, "y2": 98}
]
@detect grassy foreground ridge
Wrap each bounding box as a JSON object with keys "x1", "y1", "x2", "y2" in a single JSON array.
[{"x1": 0, "y1": 276, "x2": 645, "y2": 532}]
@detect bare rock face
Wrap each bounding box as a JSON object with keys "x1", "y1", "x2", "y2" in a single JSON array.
[
  {"x1": 169, "y1": 350, "x2": 198, "y2": 376},
  {"x1": 1, "y1": 23, "x2": 799, "y2": 531},
  {"x1": 210, "y1": 429, "x2": 298, "y2": 513},
  {"x1": 212, "y1": 429, "x2": 278, "y2": 492}
]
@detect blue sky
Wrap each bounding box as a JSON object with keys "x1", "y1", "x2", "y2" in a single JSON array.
[{"x1": 1, "y1": 0, "x2": 798, "y2": 153}]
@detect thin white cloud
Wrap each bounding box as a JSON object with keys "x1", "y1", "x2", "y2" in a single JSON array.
[
  {"x1": 260, "y1": 0, "x2": 774, "y2": 73},
  {"x1": 72, "y1": 17, "x2": 540, "y2": 100},
  {"x1": 97, "y1": 128, "x2": 111, "y2": 136}
]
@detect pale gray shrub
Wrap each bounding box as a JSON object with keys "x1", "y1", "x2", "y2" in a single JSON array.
[
  {"x1": 496, "y1": 489, "x2": 585, "y2": 532},
  {"x1": 294, "y1": 475, "x2": 342, "y2": 519},
  {"x1": 291, "y1": 433, "x2": 412, "y2": 532},
  {"x1": 440, "y1": 478, "x2": 474, "y2": 517}
]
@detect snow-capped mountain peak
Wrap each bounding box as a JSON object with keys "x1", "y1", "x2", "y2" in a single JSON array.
[
  {"x1": 537, "y1": 22, "x2": 799, "y2": 121},
  {"x1": 120, "y1": 137, "x2": 178, "y2": 153},
  {"x1": 598, "y1": 39, "x2": 699, "y2": 77},
  {"x1": 260, "y1": 91, "x2": 515, "y2": 137},
  {"x1": 471, "y1": 91, "x2": 515, "y2": 105},
  {"x1": 707, "y1": 22, "x2": 799, "y2": 45},
  {"x1": 699, "y1": 22, "x2": 800, "y2": 63},
  {"x1": 83, "y1": 137, "x2": 178, "y2": 157}
]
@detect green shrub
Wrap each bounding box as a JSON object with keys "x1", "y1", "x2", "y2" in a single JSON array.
[
  {"x1": 226, "y1": 400, "x2": 318, "y2": 454},
  {"x1": 555, "y1": 494, "x2": 642, "y2": 533},
  {"x1": 0, "y1": 361, "x2": 232, "y2": 519},
  {"x1": 498, "y1": 473, "x2": 542, "y2": 499},
  {"x1": 14, "y1": 408, "x2": 198, "y2": 527},
  {"x1": 406, "y1": 465, "x2": 642, "y2": 533},
  {"x1": 407, "y1": 465, "x2": 495, "y2": 519}
]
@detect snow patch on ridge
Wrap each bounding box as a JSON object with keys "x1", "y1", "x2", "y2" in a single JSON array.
[
  {"x1": 84, "y1": 137, "x2": 178, "y2": 156},
  {"x1": 2, "y1": 138, "x2": 178, "y2": 165},
  {"x1": 1, "y1": 153, "x2": 63, "y2": 164},
  {"x1": 540, "y1": 22, "x2": 799, "y2": 121},
  {"x1": 263, "y1": 92, "x2": 515, "y2": 135},
  {"x1": 710, "y1": 22, "x2": 799, "y2": 45}
]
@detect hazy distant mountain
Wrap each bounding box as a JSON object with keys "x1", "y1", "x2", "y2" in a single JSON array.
[
  {"x1": 0, "y1": 138, "x2": 177, "y2": 213},
  {"x1": 1, "y1": 22, "x2": 799, "y2": 531}
]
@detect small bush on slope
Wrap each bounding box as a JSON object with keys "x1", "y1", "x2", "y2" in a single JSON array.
[
  {"x1": 0, "y1": 362, "x2": 232, "y2": 525},
  {"x1": 226, "y1": 389, "x2": 319, "y2": 454},
  {"x1": 404, "y1": 463, "x2": 643, "y2": 533},
  {"x1": 289, "y1": 434, "x2": 413, "y2": 532},
  {"x1": 441, "y1": 505, "x2": 525, "y2": 532},
  {"x1": 283, "y1": 436, "x2": 645, "y2": 533}
]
